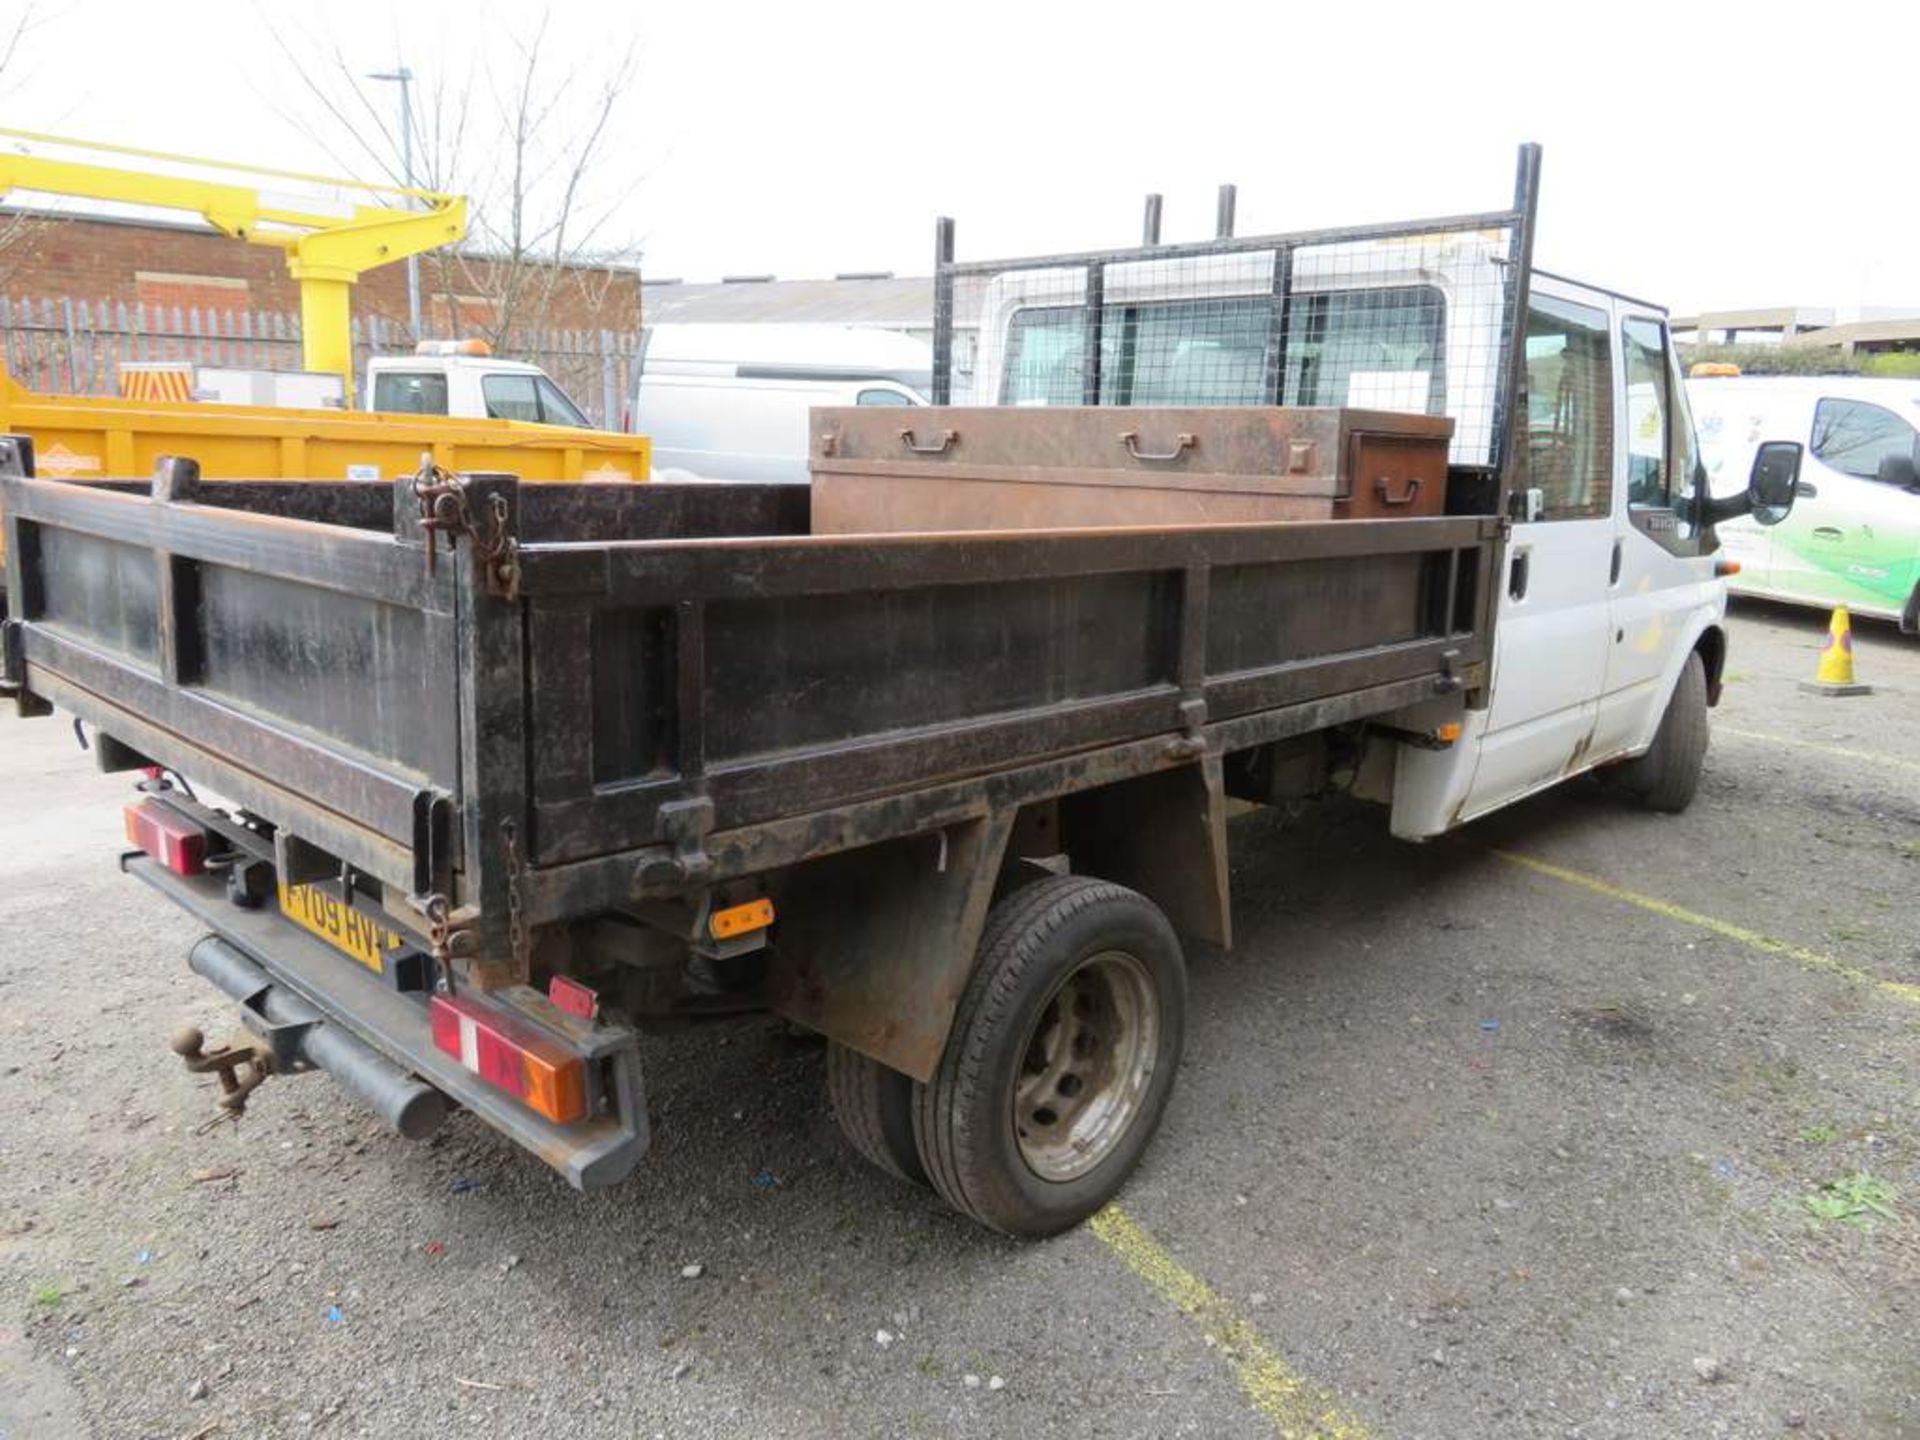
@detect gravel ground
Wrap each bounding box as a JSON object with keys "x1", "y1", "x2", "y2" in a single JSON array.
[{"x1": 2, "y1": 599, "x2": 1916, "y2": 1440}]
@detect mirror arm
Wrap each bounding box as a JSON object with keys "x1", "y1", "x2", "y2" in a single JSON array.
[{"x1": 1698, "y1": 490, "x2": 1754, "y2": 526}]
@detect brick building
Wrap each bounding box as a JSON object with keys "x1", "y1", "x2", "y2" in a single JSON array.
[{"x1": 0, "y1": 207, "x2": 643, "y2": 338}]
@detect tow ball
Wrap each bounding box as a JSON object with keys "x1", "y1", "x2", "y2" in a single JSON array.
[{"x1": 170, "y1": 1026, "x2": 272, "y2": 1114}]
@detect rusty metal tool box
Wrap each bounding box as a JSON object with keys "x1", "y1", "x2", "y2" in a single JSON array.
[{"x1": 809, "y1": 405, "x2": 1453, "y2": 533}]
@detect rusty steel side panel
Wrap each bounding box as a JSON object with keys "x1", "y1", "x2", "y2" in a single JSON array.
[{"x1": 517, "y1": 513, "x2": 1493, "y2": 872}]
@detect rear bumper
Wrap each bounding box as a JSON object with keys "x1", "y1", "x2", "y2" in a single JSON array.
[{"x1": 125, "y1": 854, "x2": 650, "y2": 1190}]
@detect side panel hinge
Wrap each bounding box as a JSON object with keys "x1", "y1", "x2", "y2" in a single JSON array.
[{"x1": 412, "y1": 462, "x2": 521, "y2": 600}]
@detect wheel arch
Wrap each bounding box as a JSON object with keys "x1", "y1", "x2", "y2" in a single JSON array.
[{"x1": 762, "y1": 757, "x2": 1231, "y2": 1085}]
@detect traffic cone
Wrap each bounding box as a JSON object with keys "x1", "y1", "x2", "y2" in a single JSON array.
[{"x1": 1799, "y1": 605, "x2": 1873, "y2": 696}]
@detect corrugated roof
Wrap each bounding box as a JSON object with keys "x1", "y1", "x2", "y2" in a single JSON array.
[{"x1": 640, "y1": 274, "x2": 984, "y2": 328}]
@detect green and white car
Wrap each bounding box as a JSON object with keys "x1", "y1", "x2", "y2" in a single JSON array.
[{"x1": 1691, "y1": 375, "x2": 1920, "y2": 632}]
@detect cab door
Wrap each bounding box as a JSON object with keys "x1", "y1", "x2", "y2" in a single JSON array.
[
  {"x1": 1458, "y1": 287, "x2": 1617, "y2": 817},
  {"x1": 1589, "y1": 311, "x2": 1716, "y2": 760}
]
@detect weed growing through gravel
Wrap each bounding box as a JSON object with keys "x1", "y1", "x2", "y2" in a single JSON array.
[
  {"x1": 31, "y1": 1282, "x2": 62, "y2": 1307},
  {"x1": 1798, "y1": 1123, "x2": 1838, "y2": 1144},
  {"x1": 1803, "y1": 1173, "x2": 1899, "y2": 1227}
]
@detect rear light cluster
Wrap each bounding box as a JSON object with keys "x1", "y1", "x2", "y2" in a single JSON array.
[
  {"x1": 429, "y1": 993, "x2": 588, "y2": 1124},
  {"x1": 124, "y1": 800, "x2": 207, "y2": 876}
]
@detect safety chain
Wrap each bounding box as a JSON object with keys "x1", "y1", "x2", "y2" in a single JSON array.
[
  {"x1": 420, "y1": 892, "x2": 459, "y2": 994},
  {"x1": 412, "y1": 460, "x2": 522, "y2": 600}
]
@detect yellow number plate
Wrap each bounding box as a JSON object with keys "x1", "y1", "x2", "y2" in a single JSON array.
[{"x1": 277, "y1": 882, "x2": 407, "y2": 973}]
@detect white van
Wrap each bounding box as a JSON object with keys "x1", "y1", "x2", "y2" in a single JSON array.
[
  {"x1": 634, "y1": 323, "x2": 929, "y2": 482},
  {"x1": 1689, "y1": 374, "x2": 1920, "y2": 631}
]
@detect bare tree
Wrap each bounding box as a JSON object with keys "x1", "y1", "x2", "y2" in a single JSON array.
[
  {"x1": 262, "y1": 7, "x2": 646, "y2": 355},
  {"x1": 0, "y1": 5, "x2": 57, "y2": 290}
]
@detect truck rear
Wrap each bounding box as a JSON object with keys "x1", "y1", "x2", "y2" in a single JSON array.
[{"x1": 1, "y1": 152, "x2": 1546, "y2": 1235}]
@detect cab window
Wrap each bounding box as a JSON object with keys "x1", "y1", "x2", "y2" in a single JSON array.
[
  {"x1": 1811, "y1": 398, "x2": 1919, "y2": 481},
  {"x1": 856, "y1": 387, "x2": 914, "y2": 406},
  {"x1": 1123, "y1": 299, "x2": 1270, "y2": 407},
  {"x1": 1622, "y1": 317, "x2": 1671, "y2": 509},
  {"x1": 1621, "y1": 316, "x2": 1709, "y2": 554},
  {"x1": 998, "y1": 285, "x2": 1447, "y2": 413},
  {"x1": 535, "y1": 377, "x2": 590, "y2": 427},
  {"x1": 1522, "y1": 295, "x2": 1612, "y2": 519},
  {"x1": 483, "y1": 374, "x2": 541, "y2": 423},
  {"x1": 1283, "y1": 285, "x2": 1447, "y2": 414},
  {"x1": 1001, "y1": 309, "x2": 1099, "y2": 405},
  {"x1": 372, "y1": 371, "x2": 448, "y2": 416}
]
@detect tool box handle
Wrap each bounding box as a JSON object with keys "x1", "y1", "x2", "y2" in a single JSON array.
[
  {"x1": 899, "y1": 427, "x2": 958, "y2": 456},
  {"x1": 1120, "y1": 431, "x2": 1196, "y2": 463}
]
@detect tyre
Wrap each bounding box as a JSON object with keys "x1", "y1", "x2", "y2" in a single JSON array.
[
  {"x1": 826, "y1": 1041, "x2": 926, "y2": 1186},
  {"x1": 913, "y1": 875, "x2": 1186, "y2": 1238},
  {"x1": 1614, "y1": 650, "x2": 1708, "y2": 813}
]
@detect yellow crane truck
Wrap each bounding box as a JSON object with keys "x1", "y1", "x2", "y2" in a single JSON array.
[{"x1": 0, "y1": 130, "x2": 650, "y2": 603}]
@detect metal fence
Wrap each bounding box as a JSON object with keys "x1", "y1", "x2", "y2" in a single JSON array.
[{"x1": 0, "y1": 296, "x2": 643, "y2": 429}]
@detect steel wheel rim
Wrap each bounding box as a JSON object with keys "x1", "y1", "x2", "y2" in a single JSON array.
[{"x1": 1013, "y1": 948, "x2": 1158, "y2": 1183}]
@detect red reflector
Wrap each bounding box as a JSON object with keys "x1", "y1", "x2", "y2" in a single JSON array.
[
  {"x1": 123, "y1": 800, "x2": 206, "y2": 877},
  {"x1": 548, "y1": 975, "x2": 598, "y2": 1020},
  {"x1": 428, "y1": 993, "x2": 588, "y2": 1124}
]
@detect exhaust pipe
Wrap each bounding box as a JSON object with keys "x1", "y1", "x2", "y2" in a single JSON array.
[{"x1": 187, "y1": 935, "x2": 449, "y2": 1140}]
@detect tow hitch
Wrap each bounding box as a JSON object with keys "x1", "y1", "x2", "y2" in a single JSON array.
[
  {"x1": 183, "y1": 935, "x2": 450, "y2": 1139},
  {"x1": 170, "y1": 1026, "x2": 272, "y2": 1115}
]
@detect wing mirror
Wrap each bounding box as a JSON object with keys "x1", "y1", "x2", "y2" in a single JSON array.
[
  {"x1": 1878, "y1": 452, "x2": 1919, "y2": 492},
  {"x1": 1702, "y1": 441, "x2": 1801, "y2": 528},
  {"x1": 1746, "y1": 441, "x2": 1802, "y2": 525}
]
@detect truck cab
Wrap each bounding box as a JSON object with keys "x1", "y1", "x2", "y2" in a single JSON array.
[
  {"x1": 365, "y1": 341, "x2": 594, "y2": 427},
  {"x1": 1393, "y1": 274, "x2": 1732, "y2": 833}
]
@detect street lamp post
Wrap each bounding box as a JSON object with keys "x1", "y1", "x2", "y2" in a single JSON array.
[{"x1": 368, "y1": 66, "x2": 420, "y2": 341}]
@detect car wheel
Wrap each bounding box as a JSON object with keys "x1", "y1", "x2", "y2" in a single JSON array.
[{"x1": 913, "y1": 875, "x2": 1186, "y2": 1238}]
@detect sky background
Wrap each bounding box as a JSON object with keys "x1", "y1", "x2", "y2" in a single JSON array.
[{"x1": 3, "y1": 0, "x2": 1916, "y2": 318}]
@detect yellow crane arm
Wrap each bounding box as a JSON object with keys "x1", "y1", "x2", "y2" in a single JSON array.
[{"x1": 0, "y1": 129, "x2": 467, "y2": 391}]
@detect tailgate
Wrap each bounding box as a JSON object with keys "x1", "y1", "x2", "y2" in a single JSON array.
[{"x1": 0, "y1": 450, "x2": 461, "y2": 903}]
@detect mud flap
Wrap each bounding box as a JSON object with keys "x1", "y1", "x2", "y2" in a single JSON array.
[{"x1": 765, "y1": 811, "x2": 1014, "y2": 1084}]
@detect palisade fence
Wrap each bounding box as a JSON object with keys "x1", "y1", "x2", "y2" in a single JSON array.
[{"x1": 0, "y1": 296, "x2": 644, "y2": 430}]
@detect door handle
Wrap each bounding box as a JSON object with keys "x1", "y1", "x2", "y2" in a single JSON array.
[
  {"x1": 1609, "y1": 538, "x2": 1622, "y2": 585},
  {"x1": 1812, "y1": 525, "x2": 1844, "y2": 540},
  {"x1": 1508, "y1": 549, "x2": 1530, "y2": 601}
]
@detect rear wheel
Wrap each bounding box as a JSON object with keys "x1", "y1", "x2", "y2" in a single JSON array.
[
  {"x1": 826, "y1": 1042, "x2": 926, "y2": 1186},
  {"x1": 1614, "y1": 650, "x2": 1709, "y2": 813},
  {"x1": 913, "y1": 875, "x2": 1186, "y2": 1238}
]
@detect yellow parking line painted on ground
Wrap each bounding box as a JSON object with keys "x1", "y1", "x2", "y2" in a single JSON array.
[
  {"x1": 1716, "y1": 726, "x2": 1920, "y2": 776},
  {"x1": 1087, "y1": 1204, "x2": 1372, "y2": 1440},
  {"x1": 1494, "y1": 851, "x2": 1920, "y2": 1007}
]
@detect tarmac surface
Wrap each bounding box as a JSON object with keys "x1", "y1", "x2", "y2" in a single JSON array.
[{"x1": 1, "y1": 598, "x2": 1916, "y2": 1439}]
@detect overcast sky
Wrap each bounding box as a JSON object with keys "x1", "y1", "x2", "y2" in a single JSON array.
[{"x1": 4, "y1": 0, "x2": 1916, "y2": 317}]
